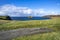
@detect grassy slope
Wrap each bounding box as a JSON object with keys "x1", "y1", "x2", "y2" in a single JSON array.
[
  {"x1": 0, "y1": 16, "x2": 11, "y2": 20},
  {"x1": 12, "y1": 17, "x2": 60, "y2": 40},
  {"x1": 0, "y1": 17, "x2": 60, "y2": 40},
  {"x1": 12, "y1": 32, "x2": 60, "y2": 40},
  {"x1": 0, "y1": 17, "x2": 60, "y2": 30}
]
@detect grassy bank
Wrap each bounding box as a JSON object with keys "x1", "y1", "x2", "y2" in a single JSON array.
[
  {"x1": 0, "y1": 17, "x2": 60, "y2": 40},
  {"x1": 12, "y1": 17, "x2": 60, "y2": 40},
  {"x1": 12, "y1": 32, "x2": 60, "y2": 40},
  {"x1": 0, "y1": 17, "x2": 60, "y2": 30}
]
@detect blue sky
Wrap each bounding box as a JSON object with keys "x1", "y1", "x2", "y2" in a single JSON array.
[{"x1": 0, "y1": 0, "x2": 60, "y2": 17}]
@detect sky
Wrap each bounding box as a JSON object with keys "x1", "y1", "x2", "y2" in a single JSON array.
[{"x1": 0, "y1": 0, "x2": 60, "y2": 17}]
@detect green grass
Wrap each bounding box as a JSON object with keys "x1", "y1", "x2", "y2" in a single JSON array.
[
  {"x1": 0, "y1": 17, "x2": 60, "y2": 40},
  {"x1": 12, "y1": 17, "x2": 60, "y2": 40},
  {"x1": 0, "y1": 17, "x2": 60, "y2": 30},
  {"x1": 0, "y1": 16, "x2": 10, "y2": 20},
  {"x1": 12, "y1": 32, "x2": 60, "y2": 40}
]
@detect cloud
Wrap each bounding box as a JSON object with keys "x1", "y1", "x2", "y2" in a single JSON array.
[
  {"x1": 0, "y1": 4, "x2": 33, "y2": 17},
  {"x1": 0, "y1": 4, "x2": 59, "y2": 17}
]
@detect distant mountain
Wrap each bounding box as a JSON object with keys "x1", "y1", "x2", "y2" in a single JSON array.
[{"x1": 42, "y1": 15, "x2": 60, "y2": 18}]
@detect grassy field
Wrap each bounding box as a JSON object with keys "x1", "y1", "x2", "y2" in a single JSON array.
[
  {"x1": 12, "y1": 32, "x2": 60, "y2": 40},
  {"x1": 12, "y1": 17, "x2": 60, "y2": 40},
  {"x1": 0, "y1": 17, "x2": 60, "y2": 30},
  {"x1": 0, "y1": 17, "x2": 60, "y2": 40}
]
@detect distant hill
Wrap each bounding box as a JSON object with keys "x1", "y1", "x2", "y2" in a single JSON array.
[
  {"x1": 42, "y1": 15, "x2": 60, "y2": 18},
  {"x1": 0, "y1": 16, "x2": 11, "y2": 20}
]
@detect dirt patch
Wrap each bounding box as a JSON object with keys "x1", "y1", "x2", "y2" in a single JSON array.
[{"x1": 0, "y1": 28, "x2": 53, "y2": 40}]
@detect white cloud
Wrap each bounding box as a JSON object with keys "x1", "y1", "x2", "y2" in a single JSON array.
[
  {"x1": 0, "y1": 4, "x2": 60, "y2": 17},
  {"x1": 0, "y1": 4, "x2": 33, "y2": 16}
]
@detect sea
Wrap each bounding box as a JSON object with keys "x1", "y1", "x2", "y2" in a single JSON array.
[{"x1": 10, "y1": 17, "x2": 50, "y2": 20}]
